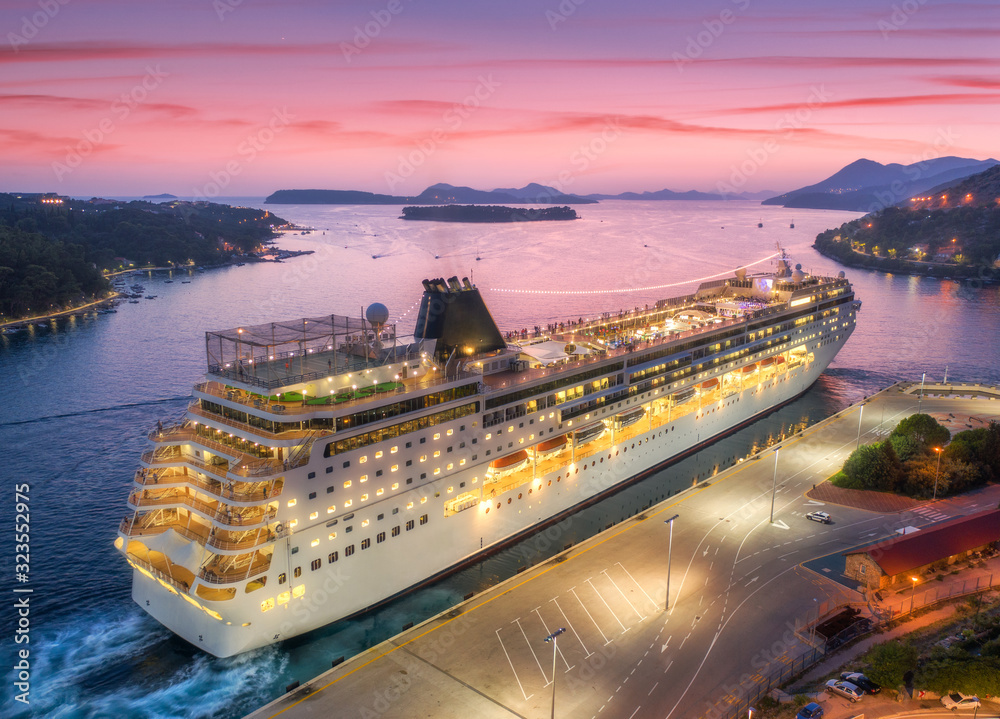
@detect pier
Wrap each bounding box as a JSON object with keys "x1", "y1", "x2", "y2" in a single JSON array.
[{"x1": 244, "y1": 382, "x2": 1000, "y2": 719}]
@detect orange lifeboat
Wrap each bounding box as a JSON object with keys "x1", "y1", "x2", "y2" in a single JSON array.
[
  {"x1": 759, "y1": 357, "x2": 774, "y2": 367},
  {"x1": 489, "y1": 450, "x2": 529, "y2": 476},
  {"x1": 700, "y1": 378, "x2": 719, "y2": 390},
  {"x1": 532, "y1": 435, "x2": 568, "y2": 457},
  {"x1": 741, "y1": 363, "x2": 757, "y2": 374},
  {"x1": 774, "y1": 356, "x2": 786, "y2": 365}
]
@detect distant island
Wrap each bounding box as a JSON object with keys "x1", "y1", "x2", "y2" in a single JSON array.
[
  {"x1": 266, "y1": 182, "x2": 596, "y2": 205},
  {"x1": 813, "y1": 164, "x2": 1000, "y2": 280},
  {"x1": 763, "y1": 156, "x2": 998, "y2": 211},
  {"x1": 401, "y1": 205, "x2": 578, "y2": 223},
  {"x1": 584, "y1": 188, "x2": 775, "y2": 201},
  {"x1": 143, "y1": 193, "x2": 178, "y2": 200}
]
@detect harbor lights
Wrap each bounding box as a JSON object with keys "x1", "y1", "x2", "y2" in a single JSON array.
[
  {"x1": 932, "y1": 447, "x2": 944, "y2": 501},
  {"x1": 664, "y1": 514, "x2": 680, "y2": 609},
  {"x1": 543, "y1": 627, "x2": 567, "y2": 719}
]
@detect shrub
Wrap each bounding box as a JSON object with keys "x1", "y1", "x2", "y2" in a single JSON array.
[{"x1": 863, "y1": 641, "x2": 918, "y2": 688}]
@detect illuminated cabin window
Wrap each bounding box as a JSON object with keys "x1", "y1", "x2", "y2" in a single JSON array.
[
  {"x1": 390, "y1": 446, "x2": 398, "y2": 454},
  {"x1": 361, "y1": 493, "x2": 369, "y2": 502},
  {"x1": 362, "y1": 519, "x2": 370, "y2": 527},
  {"x1": 287, "y1": 499, "x2": 297, "y2": 508},
  {"x1": 420, "y1": 455, "x2": 427, "y2": 463},
  {"x1": 507, "y1": 426, "x2": 513, "y2": 433},
  {"x1": 328, "y1": 532, "x2": 337, "y2": 540},
  {"x1": 391, "y1": 464, "x2": 398, "y2": 472},
  {"x1": 434, "y1": 468, "x2": 441, "y2": 475},
  {"x1": 343, "y1": 480, "x2": 352, "y2": 489},
  {"x1": 292, "y1": 585, "x2": 305, "y2": 598},
  {"x1": 288, "y1": 519, "x2": 298, "y2": 529},
  {"x1": 277, "y1": 591, "x2": 290, "y2": 605},
  {"x1": 485, "y1": 433, "x2": 492, "y2": 440},
  {"x1": 376, "y1": 488, "x2": 384, "y2": 496},
  {"x1": 375, "y1": 450, "x2": 383, "y2": 459},
  {"x1": 433, "y1": 433, "x2": 441, "y2": 440},
  {"x1": 446, "y1": 463, "x2": 454, "y2": 471},
  {"x1": 447, "y1": 486, "x2": 454, "y2": 493},
  {"x1": 391, "y1": 483, "x2": 399, "y2": 490},
  {"x1": 420, "y1": 496, "x2": 427, "y2": 504},
  {"x1": 407, "y1": 501, "x2": 414, "y2": 509},
  {"x1": 309, "y1": 511, "x2": 318, "y2": 520},
  {"x1": 359, "y1": 456, "x2": 367, "y2": 464},
  {"x1": 446, "y1": 429, "x2": 454, "y2": 436},
  {"x1": 344, "y1": 500, "x2": 353, "y2": 508},
  {"x1": 327, "y1": 505, "x2": 336, "y2": 514},
  {"x1": 433, "y1": 450, "x2": 441, "y2": 458},
  {"x1": 261, "y1": 598, "x2": 275, "y2": 612}
]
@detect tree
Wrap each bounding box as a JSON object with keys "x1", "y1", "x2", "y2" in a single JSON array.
[
  {"x1": 890, "y1": 433, "x2": 924, "y2": 462},
  {"x1": 843, "y1": 440, "x2": 903, "y2": 492},
  {"x1": 891, "y1": 413, "x2": 951, "y2": 449},
  {"x1": 865, "y1": 641, "x2": 918, "y2": 689}
]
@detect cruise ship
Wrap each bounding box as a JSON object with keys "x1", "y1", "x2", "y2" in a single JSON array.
[{"x1": 116, "y1": 257, "x2": 860, "y2": 657}]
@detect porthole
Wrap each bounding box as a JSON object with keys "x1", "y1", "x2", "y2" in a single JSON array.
[{"x1": 507, "y1": 498, "x2": 512, "y2": 504}]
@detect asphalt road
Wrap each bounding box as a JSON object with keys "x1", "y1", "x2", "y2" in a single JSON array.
[{"x1": 245, "y1": 384, "x2": 1000, "y2": 719}]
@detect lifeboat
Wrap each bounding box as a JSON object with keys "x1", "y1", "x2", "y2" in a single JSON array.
[
  {"x1": 774, "y1": 356, "x2": 785, "y2": 365},
  {"x1": 741, "y1": 363, "x2": 757, "y2": 374},
  {"x1": 531, "y1": 434, "x2": 568, "y2": 458},
  {"x1": 700, "y1": 378, "x2": 719, "y2": 390},
  {"x1": 572, "y1": 422, "x2": 606, "y2": 446},
  {"x1": 759, "y1": 357, "x2": 774, "y2": 367},
  {"x1": 615, "y1": 407, "x2": 646, "y2": 428},
  {"x1": 489, "y1": 450, "x2": 529, "y2": 477}
]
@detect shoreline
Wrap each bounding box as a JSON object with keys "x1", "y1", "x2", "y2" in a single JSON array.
[{"x1": 812, "y1": 239, "x2": 998, "y2": 282}]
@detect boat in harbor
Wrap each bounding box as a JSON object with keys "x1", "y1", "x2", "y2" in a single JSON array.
[{"x1": 117, "y1": 255, "x2": 860, "y2": 657}]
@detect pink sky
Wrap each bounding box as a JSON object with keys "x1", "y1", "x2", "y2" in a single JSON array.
[{"x1": 1, "y1": 0, "x2": 997, "y2": 196}]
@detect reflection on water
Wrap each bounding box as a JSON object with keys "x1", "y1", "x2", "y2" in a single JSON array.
[{"x1": 2, "y1": 200, "x2": 998, "y2": 718}]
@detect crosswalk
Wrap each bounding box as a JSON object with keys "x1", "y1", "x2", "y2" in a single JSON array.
[
  {"x1": 911, "y1": 505, "x2": 951, "y2": 522},
  {"x1": 494, "y1": 561, "x2": 659, "y2": 700}
]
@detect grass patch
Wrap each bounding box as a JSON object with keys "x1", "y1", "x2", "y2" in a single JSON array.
[{"x1": 829, "y1": 470, "x2": 863, "y2": 489}]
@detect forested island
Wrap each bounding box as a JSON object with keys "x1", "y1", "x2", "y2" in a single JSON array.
[
  {"x1": 400, "y1": 205, "x2": 578, "y2": 222},
  {"x1": 813, "y1": 165, "x2": 1000, "y2": 279},
  {"x1": 0, "y1": 194, "x2": 286, "y2": 321}
]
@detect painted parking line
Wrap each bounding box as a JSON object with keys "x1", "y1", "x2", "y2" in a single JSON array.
[
  {"x1": 603, "y1": 569, "x2": 647, "y2": 622},
  {"x1": 496, "y1": 628, "x2": 532, "y2": 701},
  {"x1": 513, "y1": 617, "x2": 548, "y2": 685},
  {"x1": 570, "y1": 585, "x2": 612, "y2": 646},
  {"x1": 587, "y1": 577, "x2": 629, "y2": 633},
  {"x1": 550, "y1": 596, "x2": 593, "y2": 658},
  {"x1": 533, "y1": 606, "x2": 574, "y2": 673},
  {"x1": 616, "y1": 562, "x2": 660, "y2": 612}
]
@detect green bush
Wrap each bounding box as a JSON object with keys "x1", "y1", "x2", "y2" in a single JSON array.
[
  {"x1": 843, "y1": 440, "x2": 903, "y2": 491},
  {"x1": 862, "y1": 641, "x2": 918, "y2": 688},
  {"x1": 916, "y1": 656, "x2": 1000, "y2": 695},
  {"x1": 830, "y1": 470, "x2": 862, "y2": 489}
]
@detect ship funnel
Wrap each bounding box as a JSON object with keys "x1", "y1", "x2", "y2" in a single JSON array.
[
  {"x1": 447, "y1": 276, "x2": 462, "y2": 292},
  {"x1": 462, "y1": 277, "x2": 473, "y2": 290},
  {"x1": 413, "y1": 278, "x2": 505, "y2": 364}
]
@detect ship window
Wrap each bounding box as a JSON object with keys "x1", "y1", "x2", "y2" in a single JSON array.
[
  {"x1": 376, "y1": 470, "x2": 383, "y2": 477},
  {"x1": 433, "y1": 450, "x2": 440, "y2": 458},
  {"x1": 377, "y1": 532, "x2": 386, "y2": 543},
  {"x1": 277, "y1": 591, "x2": 290, "y2": 605},
  {"x1": 508, "y1": 426, "x2": 513, "y2": 432},
  {"x1": 361, "y1": 539, "x2": 370, "y2": 550},
  {"x1": 485, "y1": 433, "x2": 492, "y2": 440},
  {"x1": 459, "y1": 459, "x2": 466, "y2": 466},
  {"x1": 343, "y1": 461, "x2": 350, "y2": 468},
  {"x1": 327, "y1": 486, "x2": 334, "y2": 494},
  {"x1": 420, "y1": 437, "x2": 426, "y2": 444},
  {"x1": 345, "y1": 545, "x2": 355, "y2": 556},
  {"x1": 287, "y1": 499, "x2": 297, "y2": 507},
  {"x1": 447, "y1": 446, "x2": 453, "y2": 453},
  {"x1": 307, "y1": 472, "x2": 315, "y2": 479},
  {"x1": 472, "y1": 438, "x2": 477, "y2": 444},
  {"x1": 311, "y1": 559, "x2": 321, "y2": 571},
  {"x1": 326, "y1": 466, "x2": 333, "y2": 474},
  {"x1": 390, "y1": 446, "x2": 397, "y2": 454},
  {"x1": 420, "y1": 455, "x2": 427, "y2": 462},
  {"x1": 406, "y1": 478, "x2": 413, "y2": 485},
  {"x1": 360, "y1": 474, "x2": 368, "y2": 482},
  {"x1": 344, "y1": 480, "x2": 352, "y2": 488},
  {"x1": 359, "y1": 456, "x2": 367, "y2": 463},
  {"x1": 392, "y1": 508, "x2": 399, "y2": 515},
  {"x1": 406, "y1": 442, "x2": 412, "y2": 448},
  {"x1": 375, "y1": 451, "x2": 383, "y2": 459},
  {"x1": 345, "y1": 525, "x2": 353, "y2": 533},
  {"x1": 407, "y1": 501, "x2": 414, "y2": 509},
  {"x1": 328, "y1": 531, "x2": 336, "y2": 539},
  {"x1": 391, "y1": 482, "x2": 399, "y2": 490},
  {"x1": 328, "y1": 552, "x2": 338, "y2": 563},
  {"x1": 446, "y1": 429, "x2": 453, "y2": 436},
  {"x1": 291, "y1": 546, "x2": 299, "y2": 554},
  {"x1": 261, "y1": 598, "x2": 274, "y2": 613},
  {"x1": 421, "y1": 496, "x2": 427, "y2": 504},
  {"x1": 377, "y1": 513, "x2": 384, "y2": 520},
  {"x1": 327, "y1": 505, "x2": 336, "y2": 514},
  {"x1": 485, "y1": 450, "x2": 491, "y2": 456},
  {"x1": 278, "y1": 573, "x2": 286, "y2": 584},
  {"x1": 447, "y1": 486, "x2": 453, "y2": 493},
  {"x1": 309, "y1": 512, "x2": 318, "y2": 520},
  {"x1": 460, "y1": 425, "x2": 466, "y2": 431},
  {"x1": 392, "y1": 526, "x2": 400, "y2": 537},
  {"x1": 447, "y1": 464, "x2": 453, "y2": 471},
  {"x1": 420, "y1": 514, "x2": 428, "y2": 525},
  {"x1": 420, "y1": 473, "x2": 426, "y2": 479},
  {"x1": 293, "y1": 567, "x2": 301, "y2": 578},
  {"x1": 406, "y1": 520, "x2": 415, "y2": 531},
  {"x1": 308, "y1": 492, "x2": 316, "y2": 500},
  {"x1": 472, "y1": 455, "x2": 477, "y2": 461},
  {"x1": 345, "y1": 500, "x2": 352, "y2": 508},
  {"x1": 434, "y1": 433, "x2": 441, "y2": 440},
  {"x1": 377, "y1": 488, "x2": 384, "y2": 496}
]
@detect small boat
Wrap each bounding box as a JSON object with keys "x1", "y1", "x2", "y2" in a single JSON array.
[
  {"x1": 757, "y1": 219, "x2": 764, "y2": 228},
  {"x1": 572, "y1": 422, "x2": 606, "y2": 446},
  {"x1": 700, "y1": 378, "x2": 720, "y2": 390},
  {"x1": 488, "y1": 450, "x2": 529, "y2": 477},
  {"x1": 614, "y1": 407, "x2": 646, "y2": 429},
  {"x1": 164, "y1": 280, "x2": 173, "y2": 284},
  {"x1": 181, "y1": 281, "x2": 191, "y2": 284},
  {"x1": 531, "y1": 435, "x2": 568, "y2": 458},
  {"x1": 759, "y1": 357, "x2": 774, "y2": 367},
  {"x1": 789, "y1": 222, "x2": 795, "y2": 228},
  {"x1": 145, "y1": 295, "x2": 157, "y2": 299},
  {"x1": 741, "y1": 363, "x2": 757, "y2": 374}
]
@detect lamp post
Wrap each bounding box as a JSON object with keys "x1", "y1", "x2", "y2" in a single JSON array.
[
  {"x1": 917, "y1": 372, "x2": 926, "y2": 414},
  {"x1": 932, "y1": 447, "x2": 943, "y2": 501},
  {"x1": 543, "y1": 628, "x2": 566, "y2": 719},
  {"x1": 856, "y1": 401, "x2": 865, "y2": 450},
  {"x1": 664, "y1": 514, "x2": 679, "y2": 609},
  {"x1": 770, "y1": 448, "x2": 779, "y2": 524},
  {"x1": 909, "y1": 576, "x2": 919, "y2": 614}
]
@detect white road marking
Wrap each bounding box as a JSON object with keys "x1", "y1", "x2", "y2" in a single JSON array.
[
  {"x1": 496, "y1": 628, "x2": 532, "y2": 701},
  {"x1": 514, "y1": 617, "x2": 549, "y2": 685},
  {"x1": 603, "y1": 569, "x2": 646, "y2": 621},
  {"x1": 616, "y1": 562, "x2": 659, "y2": 611},
  {"x1": 588, "y1": 577, "x2": 628, "y2": 633},
  {"x1": 533, "y1": 607, "x2": 574, "y2": 672},
  {"x1": 550, "y1": 596, "x2": 593, "y2": 658},
  {"x1": 570, "y1": 586, "x2": 612, "y2": 646}
]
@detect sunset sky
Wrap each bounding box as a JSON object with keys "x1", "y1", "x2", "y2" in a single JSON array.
[{"x1": 1, "y1": 0, "x2": 997, "y2": 197}]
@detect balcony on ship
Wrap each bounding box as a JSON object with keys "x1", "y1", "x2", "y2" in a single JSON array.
[
  {"x1": 120, "y1": 506, "x2": 279, "y2": 553},
  {"x1": 133, "y1": 467, "x2": 283, "y2": 505},
  {"x1": 127, "y1": 487, "x2": 278, "y2": 528}
]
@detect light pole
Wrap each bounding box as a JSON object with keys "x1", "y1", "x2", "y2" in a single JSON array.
[
  {"x1": 543, "y1": 628, "x2": 566, "y2": 719},
  {"x1": 770, "y1": 448, "x2": 779, "y2": 524},
  {"x1": 918, "y1": 372, "x2": 926, "y2": 414},
  {"x1": 909, "y1": 576, "x2": 919, "y2": 614},
  {"x1": 856, "y1": 401, "x2": 865, "y2": 450},
  {"x1": 664, "y1": 514, "x2": 679, "y2": 610},
  {"x1": 932, "y1": 447, "x2": 943, "y2": 501}
]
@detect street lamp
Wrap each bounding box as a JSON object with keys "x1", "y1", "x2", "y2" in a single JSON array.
[
  {"x1": 770, "y1": 448, "x2": 779, "y2": 524},
  {"x1": 917, "y1": 372, "x2": 926, "y2": 414},
  {"x1": 910, "y1": 576, "x2": 919, "y2": 614},
  {"x1": 543, "y1": 627, "x2": 566, "y2": 719},
  {"x1": 664, "y1": 514, "x2": 680, "y2": 610},
  {"x1": 856, "y1": 401, "x2": 865, "y2": 450},
  {"x1": 932, "y1": 447, "x2": 944, "y2": 501}
]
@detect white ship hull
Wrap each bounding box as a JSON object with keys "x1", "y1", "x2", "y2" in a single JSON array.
[{"x1": 131, "y1": 331, "x2": 848, "y2": 657}]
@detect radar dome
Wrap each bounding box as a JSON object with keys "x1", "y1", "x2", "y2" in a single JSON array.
[
  {"x1": 795, "y1": 263, "x2": 802, "y2": 271},
  {"x1": 838, "y1": 270, "x2": 846, "y2": 278},
  {"x1": 791, "y1": 269, "x2": 806, "y2": 283},
  {"x1": 366, "y1": 303, "x2": 389, "y2": 327},
  {"x1": 735, "y1": 267, "x2": 747, "y2": 280}
]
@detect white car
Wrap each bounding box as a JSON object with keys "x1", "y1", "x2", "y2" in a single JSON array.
[
  {"x1": 806, "y1": 511, "x2": 832, "y2": 524},
  {"x1": 941, "y1": 692, "x2": 980, "y2": 711},
  {"x1": 825, "y1": 679, "x2": 863, "y2": 702}
]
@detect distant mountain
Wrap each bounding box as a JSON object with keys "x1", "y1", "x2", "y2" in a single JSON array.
[
  {"x1": 265, "y1": 183, "x2": 596, "y2": 205},
  {"x1": 585, "y1": 188, "x2": 775, "y2": 201},
  {"x1": 763, "y1": 156, "x2": 999, "y2": 211},
  {"x1": 143, "y1": 193, "x2": 177, "y2": 199}
]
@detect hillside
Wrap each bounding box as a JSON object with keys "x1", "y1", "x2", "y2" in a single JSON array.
[
  {"x1": 764, "y1": 156, "x2": 998, "y2": 211},
  {"x1": 266, "y1": 183, "x2": 596, "y2": 205},
  {"x1": 812, "y1": 164, "x2": 1000, "y2": 277}
]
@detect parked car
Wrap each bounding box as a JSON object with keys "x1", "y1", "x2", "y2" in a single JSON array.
[
  {"x1": 941, "y1": 692, "x2": 980, "y2": 710},
  {"x1": 796, "y1": 702, "x2": 825, "y2": 718},
  {"x1": 825, "y1": 679, "x2": 863, "y2": 702},
  {"x1": 839, "y1": 671, "x2": 881, "y2": 694},
  {"x1": 806, "y1": 511, "x2": 832, "y2": 524}
]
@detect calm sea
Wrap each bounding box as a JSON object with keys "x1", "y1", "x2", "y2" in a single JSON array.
[{"x1": 2, "y1": 200, "x2": 998, "y2": 719}]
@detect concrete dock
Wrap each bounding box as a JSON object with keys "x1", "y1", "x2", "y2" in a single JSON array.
[{"x1": 244, "y1": 382, "x2": 1000, "y2": 719}]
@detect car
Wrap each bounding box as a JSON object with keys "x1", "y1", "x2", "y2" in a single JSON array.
[
  {"x1": 941, "y1": 692, "x2": 980, "y2": 710},
  {"x1": 839, "y1": 671, "x2": 881, "y2": 694},
  {"x1": 796, "y1": 702, "x2": 825, "y2": 718},
  {"x1": 807, "y1": 511, "x2": 832, "y2": 524},
  {"x1": 825, "y1": 679, "x2": 864, "y2": 702}
]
